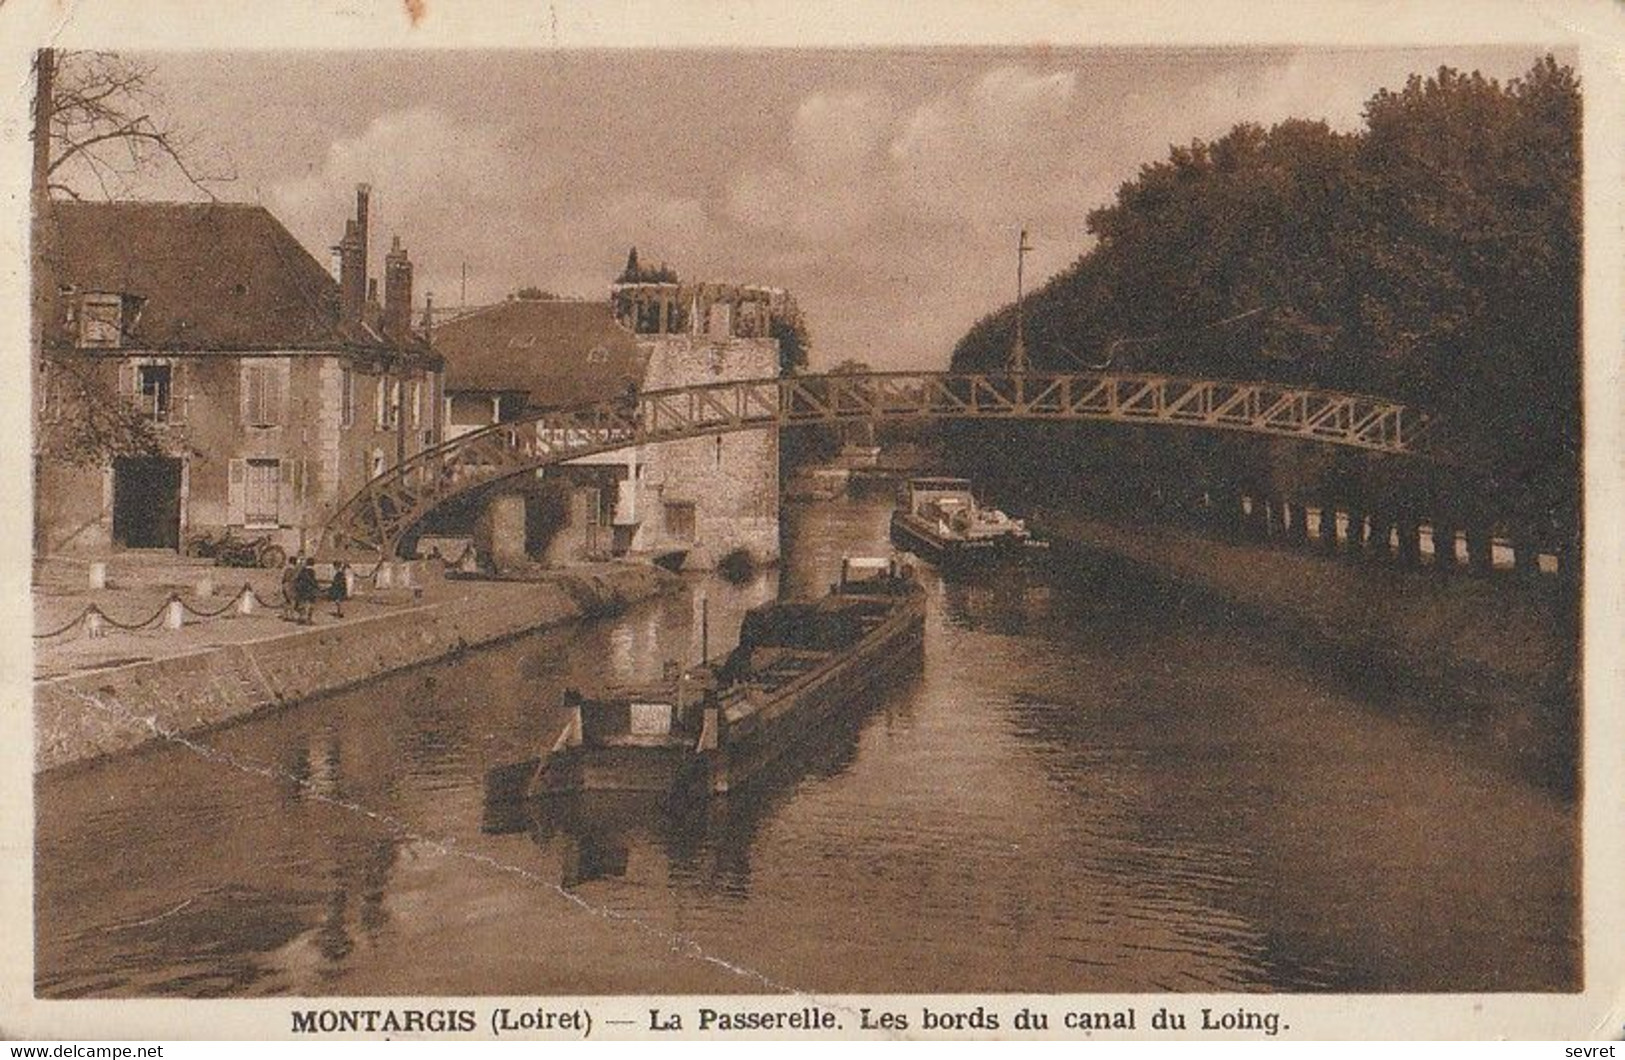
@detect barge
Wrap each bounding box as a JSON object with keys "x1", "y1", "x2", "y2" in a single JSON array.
[
  {"x1": 524, "y1": 556, "x2": 925, "y2": 798},
  {"x1": 889, "y1": 476, "x2": 1049, "y2": 566}
]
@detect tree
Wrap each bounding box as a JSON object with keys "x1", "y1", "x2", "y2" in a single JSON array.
[
  {"x1": 40, "y1": 50, "x2": 231, "y2": 202},
  {"x1": 31, "y1": 49, "x2": 230, "y2": 467},
  {"x1": 947, "y1": 55, "x2": 1580, "y2": 540},
  {"x1": 616, "y1": 246, "x2": 680, "y2": 284},
  {"x1": 769, "y1": 295, "x2": 811, "y2": 375}
]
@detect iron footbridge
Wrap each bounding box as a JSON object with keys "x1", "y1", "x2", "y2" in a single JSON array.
[{"x1": 324, "y1": 370, "x2": 1429, "y2": 556}]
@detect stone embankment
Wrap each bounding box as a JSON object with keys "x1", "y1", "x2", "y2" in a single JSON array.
[
  {"x1": 1035, "y1": 508, "x2": 1577, "y2": 791},
  {"x1": 34, "y1": 562, "x2": 678, "y2": 774}
]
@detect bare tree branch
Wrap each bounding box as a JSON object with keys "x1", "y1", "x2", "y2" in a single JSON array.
[{"x1": 43, "y1": 50, "x2": 236, "y2": 202}]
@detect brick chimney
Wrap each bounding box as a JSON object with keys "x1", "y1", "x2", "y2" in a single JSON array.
[
  {"x1": 384, "y1": 235, "x2": 413, "y2": 336},
  {"x1": 335, "y1": 219, "x2": 364, "y2": 323},
  {"x1": 335, "y1": 184, "x2": 372, "y2": 324}
]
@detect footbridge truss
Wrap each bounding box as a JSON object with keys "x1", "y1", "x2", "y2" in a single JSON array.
[{"x1": 324, "y1": 370, "x2": 1429, "y2": 556}]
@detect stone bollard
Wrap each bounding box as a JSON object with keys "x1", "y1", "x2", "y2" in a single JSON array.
[
  {"x1": 1318, "y1": 508, "x2": 1341, "y2": 554},
  {"x1": 1432, "y1": 522, "x2": 1459, "y2": 570},
  {"x1": 1266, "y1": 499, "x2": 1287, "y2": 540},
  {"x1": 164, "y1": 598, "x2": 185, "y2": 630},
  {"x1": 344, "y1": 568, "x2": 357, "y2": 597},
  {"x1": 1465, "y1": 525, "x2": 1495, "y2": 575},
  {"x1": 1345, "y1": 508, "x2": 1366, "y2": 554},
  {"x1": 1512, "y1": 531, "x2": 1542, "y2": 582},
  {"x1": 1367, "y1": 515, "x2": 1393, "y2": 560},
  {"x1": 1287, "y1": 503, "x2": 1309, "y2": 545},
  {"x1": 88, "y1": 562, "x2": 107, "y2": 591},
  {"x1": 399, "y1": 562, "x2": 415, "y2": 589},
  {"x1": 238, "y1": 589, "x2": 256, "y2": 616},
  {"x1": 1396, "y1": 516, "x2": 1421, "y2": 567},
  {"x1": 197, "y1": 575, "x2": 215, "y2": 599},
  {"x1": 86, "y1": 611, "x2": 105, "y2": 639},
  {"x1": 374, "y1": 563, "x2": 393, "y2": 589}
]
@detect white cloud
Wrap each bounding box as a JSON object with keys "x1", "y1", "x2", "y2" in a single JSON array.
[{"x1": 266, "y1": 107, "x2": 517, "y2": 274}]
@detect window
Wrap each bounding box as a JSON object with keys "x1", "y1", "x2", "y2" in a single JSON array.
[
  {"x1": 134, "y1": 363, "x2": 173, "y2": 421},
  {"x1": 80, "y1": 293, "x2": 124, "y2": 348},
  {"x1": 377, "y1": 378, "x2": 400, "y2": 429},
  {"x1": 370, "y1": 448, "x2": 386, "y2": 478},
  {"x1": 664, "y1": 501, "x2": 696, "y2": 542},
  {"x1": 341, "y1": 366, "x2": 355, "y2": 428},
  {"x1": 244, "y1": 459, "x2": 280, "y2": 528},
  {"x1": 242, "y1": 362, "x2": 284, "y2": 427},
  {"x1": 410, "y1": 380, "x2": 421, "y2": 428}
]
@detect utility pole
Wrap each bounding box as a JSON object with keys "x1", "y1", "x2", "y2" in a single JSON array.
[{"x1": 1009, "y1": 227, "x2": 1032, "y2": 374}]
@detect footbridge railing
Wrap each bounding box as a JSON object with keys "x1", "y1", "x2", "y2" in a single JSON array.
[{"x1": 324, "y1": 370, "x2": 1430, "y2": 556}]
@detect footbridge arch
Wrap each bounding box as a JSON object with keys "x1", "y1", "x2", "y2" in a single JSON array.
[{"x1": 323, "y1": 370, "x2": 1431, "y2": 556}]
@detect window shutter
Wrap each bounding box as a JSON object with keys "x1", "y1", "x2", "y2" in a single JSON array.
[
  {"x1": 227, "y1": 459, "x2": 246, "y2": 525},
  {"x1": 268, "y1": 364, "x2": 285, "y2": 425},
  {"x1": 279, "y1": 458, "x2": 298, "y2": 525},
  {"x1": 242, "y1": 364, "x2": 260, "y2": 425},
  {"x1": 117, "y1": 361, "x2": 136, "y2": 409},
  {"x1": 376, "y1": 378, "x2": 386, "y2": 428},
  {"x1": 170, "y1": 361, "x2": 188, "y2": 425}
]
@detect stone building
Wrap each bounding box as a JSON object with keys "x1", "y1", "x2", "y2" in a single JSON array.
[
  {"x1": 33, "y1": 187, "x2": 443, "y2": 558},
  {"x1": 431, "y1": 283, "x2": 782, "y2": 569}
]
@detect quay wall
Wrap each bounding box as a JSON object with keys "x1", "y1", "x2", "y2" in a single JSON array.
[
  {"x1": 34, "y1": 564, "x2": 678, "y2": 774},
  {"x1": 1037, "y1": 509, "x2": 1578, "y2": 793}
]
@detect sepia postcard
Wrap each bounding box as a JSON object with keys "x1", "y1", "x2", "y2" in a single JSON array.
[{"x1": 1, "y1": 0, "x2": 1622, "y2": 1042}]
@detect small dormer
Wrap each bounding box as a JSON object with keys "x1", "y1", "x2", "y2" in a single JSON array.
[{"x1": 74, "y1": 291, "x2": 143, "y2": 349}]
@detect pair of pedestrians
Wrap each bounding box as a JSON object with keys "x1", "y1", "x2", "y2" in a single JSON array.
[{"x1": 280, "y1": 558, "x2": 350, "y2": 624}]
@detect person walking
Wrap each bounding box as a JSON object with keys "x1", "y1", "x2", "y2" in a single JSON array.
[
  {"x1": 292, "y1": 558, "x2": 319, "y2": 625},
  {"x1": 328, "y1": 560, "x2": 350, "y2": 619},
  {"x1": 279, "y1": 556, "x2": 299, "y2": 621}
]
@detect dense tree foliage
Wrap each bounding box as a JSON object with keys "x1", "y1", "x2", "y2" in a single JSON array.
[
  {"x1": 770, "y1": 296, "x2": 812, "y2": 375},
  {"x1": 511, "y1": 285, "x2": 560, "y2": 300},
  {"x1": 616, "y1": 246, "x2": 680, "y2": 284},
  {"x1": 950, "y1": 57, "x2": 1579, "y2": 532}
]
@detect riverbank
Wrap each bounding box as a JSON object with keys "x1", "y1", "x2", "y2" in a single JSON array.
[
  {"x1": 33, "y1": 559, "x2": 679, "y2": 774},
  {"x1": 1034, "y1": 508, "x2": 1578, "y2": 794}
]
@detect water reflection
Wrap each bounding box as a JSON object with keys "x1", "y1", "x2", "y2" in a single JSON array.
[
  {"x1": 486, "y1": 655, "x2": 922, "y2": 896},
  {"x1": 35, "y1": 493, "x2": 1577, "y2": 997}
]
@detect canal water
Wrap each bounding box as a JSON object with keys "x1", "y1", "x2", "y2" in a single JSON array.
[{"x1": 35, "y1": 495, "x2": 1577, "y2": 997}]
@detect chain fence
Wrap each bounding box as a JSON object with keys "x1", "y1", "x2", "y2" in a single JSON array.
[{"x1": 34, "y1": 544, "x2": 480, "y2": 645}]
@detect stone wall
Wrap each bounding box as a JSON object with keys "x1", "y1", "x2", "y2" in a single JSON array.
[
  {"x1": 34, "y1": 563, "x2": 678, "y2": 773},
  {"x1": 638, "y1": 335, "x2": 781, "y2": 567}
]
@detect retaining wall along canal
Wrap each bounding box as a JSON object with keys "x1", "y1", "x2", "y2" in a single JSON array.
[
  {"x1": 1035, "y1": 508, "x2": 1578, "y2": 794},
  {"x1": 34, "y1": 564, "x2": 678, "y2": 774}
]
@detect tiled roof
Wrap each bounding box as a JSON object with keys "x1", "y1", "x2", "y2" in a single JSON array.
[
  {"x1": 40, "y1": 200, "x2": 433, "y2": 361},
  {"x1": 432, "y1": 299, "x2": 647, "y2": 408}
]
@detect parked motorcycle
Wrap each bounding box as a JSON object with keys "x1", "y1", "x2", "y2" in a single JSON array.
[{"x1": 184, "y1": 529, "x2": 287, "y2": 569}]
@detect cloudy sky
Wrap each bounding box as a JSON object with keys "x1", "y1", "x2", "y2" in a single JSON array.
[{"x1": 133, "y1": 46, "x2": 1554, "y2": 369}]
